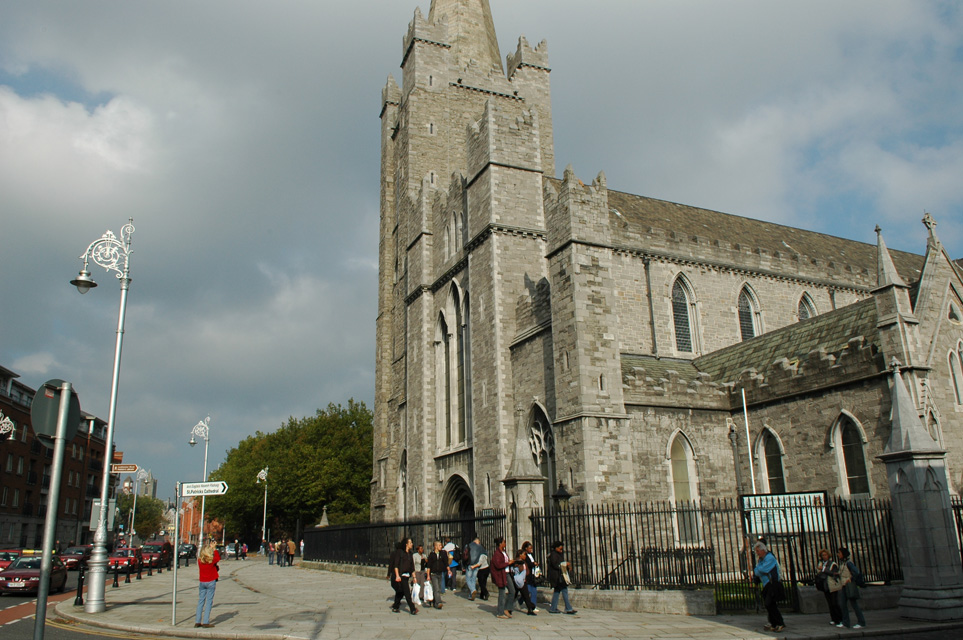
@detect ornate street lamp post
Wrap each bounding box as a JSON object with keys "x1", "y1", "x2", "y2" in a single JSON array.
[
  {"x1": 129, "y1": 467, "x2": 149, "y2": 543},
  {"x1": 256, "y1": 467, "x2": 268, "y2": 543},
  {"x1": 70, "y1": 219, "x2": 134, "y2": 614},
  {"x1": 189, "y1": 417, "x2": 211, "y2": 547}
]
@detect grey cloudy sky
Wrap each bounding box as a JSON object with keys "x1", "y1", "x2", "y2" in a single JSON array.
[{"x1": 2, "y1": 0, "x2": 961, "y2": 504}]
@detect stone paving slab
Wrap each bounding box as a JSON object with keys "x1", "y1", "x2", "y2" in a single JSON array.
[{"x1": 54, "y1": 557, "x2": 963, "y2": 640}]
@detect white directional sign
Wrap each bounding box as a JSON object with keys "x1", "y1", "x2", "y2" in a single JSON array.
[{"x1": 181, "y1": 481, "x2": 229, "y2": 497}]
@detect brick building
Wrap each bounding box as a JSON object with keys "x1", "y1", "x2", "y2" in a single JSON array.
[
  {"x1": 0, "y1": 364, "x2": 116, "y2": 548},
  {"x1": 372, "y1": 0, "x2": 963, "y2": 522}
]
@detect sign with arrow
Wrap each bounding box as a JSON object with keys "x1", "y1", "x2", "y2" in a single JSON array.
[
  {"x1": 181, "y1": 481, "x2": 229, "y2": 497},
  {"x1": 111, "y1": 464, "x2": 138, "y2": 474}
]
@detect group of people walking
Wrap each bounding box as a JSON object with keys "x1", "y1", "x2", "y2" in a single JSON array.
[
  {"x1": 267, "y1": 538, "x2": 297, "y2": 566},
  {"x1": 385, "y1": 534, "x2": 577, "y2": 618},
  {"x1": 753, "y1": 540, "x2": 868, "y2": 634}
]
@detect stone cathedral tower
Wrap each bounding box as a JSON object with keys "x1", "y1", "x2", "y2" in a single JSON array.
[
  {"x1": 373, "y1": 0, "x2": 554, "y2": 520},
  {"x1": 373, "y1": 1, "x2": 963, "y2": 528}
]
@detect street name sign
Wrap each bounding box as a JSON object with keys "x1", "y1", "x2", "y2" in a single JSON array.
[
  {"x1": 111, "y1": 464, "x2": 138, "y2": 474},
  {"x1": 182, "y1": 481, "x2": 229, "y2": 497}
]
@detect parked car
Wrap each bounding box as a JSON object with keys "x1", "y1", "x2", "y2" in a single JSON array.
[
  {"x1": 141, "y1": 541, "x2": 172, "y2": 568},
  {"x1": 107, "y1": 547, "x2": 143, "y2": 572},
  {"x1": 0, "y1": 550, "x2": 20, "y2": 570},
  {"x1": 0, "y1": 551, "x2": 68, "y2": 595},
  {"x1": 61, "y1": 545, "x2": 93, "y2": 570},
  {"x1": 178, "y1": 543, "x2": 197, "y2": 559}
]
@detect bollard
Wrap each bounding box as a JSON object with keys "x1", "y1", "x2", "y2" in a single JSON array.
[
  {"x1": 157, "y1": 559, "x2": 163, "y2": 575},
  {"x1": 74, "y1": 566, "x2": 85, "y2": 606},
  {"x1": 147, "y1": 560, "x2": 152, "y2": 577},
  {"x1": 185, "y1": 554, "x2": 190, "y2": 567},
  {"x1": 136, "y1": 559, "x2": 143, "y2": 580},
  {"x1": 112, "y1": 564, "x2": 119, "y2": 588}
]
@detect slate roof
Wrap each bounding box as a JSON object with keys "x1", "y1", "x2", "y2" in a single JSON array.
[
  {"x1": 605, "y1": 189, "x2": 925, "y2": 285},
  {"x1": 692, "y1": 298, "x2": 880, "y2": 384}
]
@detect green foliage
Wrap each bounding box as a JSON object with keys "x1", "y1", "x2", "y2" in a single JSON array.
[
  {"x1": 206, "y1": 400, "x2": 372, "y2": 541},
  {"x1": 117, "y1": 493, "x2": 168, "y2": 540}
]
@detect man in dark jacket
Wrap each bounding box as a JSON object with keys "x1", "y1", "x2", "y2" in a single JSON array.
[
  {"x1": 388, "y1": 538, "x2": 417, "y2": 614},
  {"x1": 426, "y1": 541, "x2": 449, "y2": 609}
]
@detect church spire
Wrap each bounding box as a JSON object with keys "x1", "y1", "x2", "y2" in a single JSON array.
[
  {"x1": 429, "y1": 0, "x2": 503, "y2": 73},
  {"x1": 876, "y1": 225, "x2": 907, "y2": 288}
]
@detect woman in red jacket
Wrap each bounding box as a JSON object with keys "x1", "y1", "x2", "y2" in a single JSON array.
[
  {"x1": 195, "y1": 539, "x2": 220, "y2": 628},
  {"x1": 491, "y1": 536, "x2": 513, "y2": 619}
]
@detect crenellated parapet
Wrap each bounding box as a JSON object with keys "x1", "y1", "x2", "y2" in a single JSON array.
[
  {"x1": 736, "y1": 336, "x2": 885, "y2": 406},
  {"x1": 381, "y1": 75, "x2": 401, "y2": 118},
  {"x1": 402, "y1": 7, "x2": 450, "y2": 65},
  {"x1": 507, "y1": 36, "x2": 550, "y2": 77},
  {"x1": 466, "y1": 100, "x2": 543, "y2": 182},
  {"x1": 544, "y1": 166, "x2": 611, "y2": 254},
  {"x1": 622, "y1": 364, "x2": 729, "y2": 409}
]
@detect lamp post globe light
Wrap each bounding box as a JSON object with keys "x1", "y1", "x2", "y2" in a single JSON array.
[
  {"x1": 70, "y1": 218, "x2": 134, "y2": 614},
  {"x1": 189, "y1": 416, "x2": 211, "y2": 547},
  {"x1": 256, "y1": 467, "x2": 268, "y2": 543},
  {"x1": 0, "y1": 411, "x2": 14, "y2": 439}
]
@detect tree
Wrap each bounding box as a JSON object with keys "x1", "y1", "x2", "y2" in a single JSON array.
[
  {"x1": 117, "y1": 493, "x2": 168, "y2": 541},
  {"x1": 206, "y1": 400, "x2": 372, "y2": 543}
]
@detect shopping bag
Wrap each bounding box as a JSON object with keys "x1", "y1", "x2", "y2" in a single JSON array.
[
  {"x1": 411, "y1": 583, "x2": 421, "y2": 605},
  {"x1": 422, "y1": 580, "x2": 434, "y2": 602}
]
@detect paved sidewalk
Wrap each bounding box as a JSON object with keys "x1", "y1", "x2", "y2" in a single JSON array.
[{"x1": 54, "y1": 557, "x2": 963, "y2": 640}]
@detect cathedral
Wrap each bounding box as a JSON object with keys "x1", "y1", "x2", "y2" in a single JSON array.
[{"x1": 371, "y1": 0, "x2": 963, "y2": 522}]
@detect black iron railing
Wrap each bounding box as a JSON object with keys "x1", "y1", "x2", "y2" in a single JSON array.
[{"x1": 303, "y1": 509, "x2": 507, "y2": 567}]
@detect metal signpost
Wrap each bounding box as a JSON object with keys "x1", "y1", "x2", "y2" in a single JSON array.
[
  {"x1": 30, "y1": 380, "x2": 80, "y2": 640},
  {"x1": 171, "y1": 480, "x2": 227, "y2": 625}
]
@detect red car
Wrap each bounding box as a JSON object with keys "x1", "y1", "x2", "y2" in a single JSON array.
[
  {"x1": 0, "y1": 552, "x2": 68, "y2": 595},
  {"x1": 61, "y1": 545, "x2": 93, "y2": 570},
  {"x1": 141, "y1": 541, "x2": 172, "y2": 569},
  {"x1": 107, "y1": 547, "x2": 143, "y2": 571},
  {"x1": 0, "y1": 550, "x2": 19, "y2": 570}
]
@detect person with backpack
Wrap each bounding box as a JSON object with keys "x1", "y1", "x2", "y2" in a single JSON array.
[
  {"x1": 815, "y1": 548, "x2": 843, "y2": 626},
  {"x1": 752, "y1": 541, "x2": 785, "y2": 633},
  {"x1": 836, "y1": 548, "x2": 867, "y2": 629}
]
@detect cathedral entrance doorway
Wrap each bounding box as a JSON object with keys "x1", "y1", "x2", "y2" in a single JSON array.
[{"x1": 440, "y1": 474, "x2": 474, "y2": 518}]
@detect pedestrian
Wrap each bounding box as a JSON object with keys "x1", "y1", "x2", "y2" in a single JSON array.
[
  {"x1": 287, "y1": 538, "x2": 296, "y2": 566},
  {"x1": 476, "y1": 548, "x2": 490, "y2": 600},
  {"x1": 753, "y1": 541, "x2": 785, "y2": 633},
  {"x1": 547, "y1": 540, "x2": 577, "y2": 614},
  {"x1": 241, "y1": 543, "x2": 248, "y2": 560},
  {"x1": 521, "y1": 540, "x2": 540, "y2": 612},
  {"x1": 466, "y1": 536, "x2": 484, "y2": 600},
  {"x1": 388, "y1": 538, "x2": 418, "y2": 614},
  {"x1": 491, "y1": 536, "x2": 513, "y2": 619},
  {"x1": 426, "y1": 540, "x2": 448, "y2": 609},
  {"x1": 412, "y1": 544, "x2": 427, "y2": 591},
  {"x1": 836, "y1": 548, "x2": 867, "y2": 629},
  {"x1": 512, "y1": 548, "x2": 536, "y2": 615},
  {"x1": 442, "y1": 538, "x2": 457, "y2": 591},
  {"x1": 234, "y1": 539, "x2": 240, "y2": 561},
  {"x1": 194, "y1": 539, "x2": 220, "y2": 628},
  {"x1": 815, "y1": 548, "x2": 842, "y2": 626},
  {"x1": 268, "y1": 542, "x2": 275, "y2": 565},
  {"x1": 300, "y1": 539, "x2": 304, "y2": 557}
]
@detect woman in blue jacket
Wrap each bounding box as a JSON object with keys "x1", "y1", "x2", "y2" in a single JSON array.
[{"x1": 753, "y1": 542, "x2": 785, "y2": 632}]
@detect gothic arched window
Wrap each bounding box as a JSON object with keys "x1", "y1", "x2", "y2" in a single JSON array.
[
  {"x1": 757, "y1": 430, "x2": 786, "y2": 494},
  {"x1": 835, "y1": 415, "x2": 870, "y2": 496},
  {"x1": 738, "y1": 286, "x2": 761, "y2": 341},
  {"x1": 669, "y1": 433, "x2": 701, "y2": 544},
  {"x1": 672, "y1": 277, "x2": 695, "y2": 353},
  {"x1": 952, "y1": 348, "x2": 963, "y2": 405},
  {"x1": 530, "y1": 408, "x2": 556, "y2": 498},
  {"x1": 798, "y1": 293, "x2": 817, "y2": 321}
]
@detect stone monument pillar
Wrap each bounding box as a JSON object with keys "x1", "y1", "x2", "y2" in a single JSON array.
[
  {"x1": 878, "y1": 361, "x2": 963, "y2": 621},
  {"x1": 503, "y1": 419, "x2": 546, "y2": 552}
]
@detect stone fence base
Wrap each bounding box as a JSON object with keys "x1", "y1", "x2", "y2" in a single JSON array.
[
  {"x1": 797, "y1": 583, "x2": 903, "y2": 615},
  {"x1": 302, "y1": 561, "x2": 714, "y2": 615}
]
